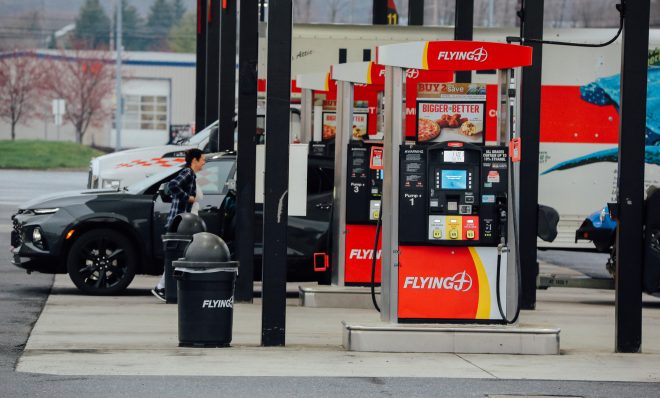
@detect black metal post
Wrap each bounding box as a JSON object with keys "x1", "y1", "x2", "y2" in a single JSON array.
[
  {"x1": 195, "y1": 0, "x2": 207, "y2": 131},
  {"x1": 234, "y1": 0, "x2": 258, "y2": 302},
  {"x1": 408, "y1": 0, "x2": 424, "y2": 26},
  {"x1": 373, "y1": 0, "x2": 388, "y2": 24},
  {"x1": 218, "y1": 0, "x2": 237, "y2": 151},
  {"x1": 262, "y1": 0, "x2": 292, "y2": 347},
  {"x1": 206, "y1": 0, "x2": 221, "y2": 150},
  {"x1": 518, "y1": 0, "x2": 543, "y2": 310},
  {"x1": 615, "y1": 0, "x2": 650, "y2": 353},
  {"x1": 454, "y1": 0, "x2": 473, "y2": 83}
]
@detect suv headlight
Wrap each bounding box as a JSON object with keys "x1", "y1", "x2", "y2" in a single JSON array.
[
  {"x1": 32, "y1": 208, "x2": 59, "y2": 215},
  {"x1": 102, "y1": 179, "x2": 121, "y2": 189}
]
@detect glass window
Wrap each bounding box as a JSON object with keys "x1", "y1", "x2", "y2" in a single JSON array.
[
  {"x1": 123, "y1": 94, "x2": 168, "y2": 131},
  {"x1": 196, "y1": 160, "x2": 234, "y2": 195}
]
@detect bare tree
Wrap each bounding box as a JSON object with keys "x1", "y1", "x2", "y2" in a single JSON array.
[
  {"x1": 0, "y1": 51, "x2": 48, "y2": 140},
  {"x1": 327, "y1": 0, "x2": 348, "y2": 23},
  {"x1": 293, "y1": 0, "x2": 313, "y2": 23},
  {"x1": 42, "y1": 48, "x2": 114, "y2": 144}
]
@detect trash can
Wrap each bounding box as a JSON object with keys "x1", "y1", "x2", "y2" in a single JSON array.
[
  {"x1": 162, "y1": 213, "x2": 207, "y2": 304},
  {"x1": 173, "y1": 232, "x2": 239, "y2": 347}
]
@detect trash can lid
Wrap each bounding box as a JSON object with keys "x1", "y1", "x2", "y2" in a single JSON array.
[
  {"x1": 167, "y1": 213, "x2": 207, "y2": 235},
  {"x1": 173, "y1": 232, "x2": 237, "y2": 269}
]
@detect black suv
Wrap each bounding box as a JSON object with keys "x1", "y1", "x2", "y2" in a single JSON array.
[{"x1": 11, "y1": 152, "x2": 334, "y2": 294}]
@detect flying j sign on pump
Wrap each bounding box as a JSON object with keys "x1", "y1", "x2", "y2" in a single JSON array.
[{"x1": 376, "y1": 41, "x2": 533, "y2": 71}]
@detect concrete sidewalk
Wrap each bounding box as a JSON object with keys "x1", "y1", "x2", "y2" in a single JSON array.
[{"x1": 17, "y1": 272, "x2": 660, "y2": 382}]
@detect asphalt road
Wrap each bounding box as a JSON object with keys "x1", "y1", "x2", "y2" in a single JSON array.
[{"x1": 1, "y1": 169, "x2": 658, "y2": 397}]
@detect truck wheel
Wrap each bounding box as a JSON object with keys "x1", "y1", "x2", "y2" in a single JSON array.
[{"x1": 66, "y1": 229, "x2": 137, "y2": 295}]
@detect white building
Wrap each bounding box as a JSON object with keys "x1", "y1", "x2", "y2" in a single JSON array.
[{"x1": 0, "y1": 50, "x2": 196, "y2": 149}]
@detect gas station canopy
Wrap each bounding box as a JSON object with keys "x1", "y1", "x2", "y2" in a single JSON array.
[
  {"x1": 376, "y1": 41, "x2": 533, "y2": 70},
  {"x1": 331, "y1": 61, "x2": 385, "y2": 85},
  {"x1": 296, "y1": 71, "x2": 332, "y2": 91}
]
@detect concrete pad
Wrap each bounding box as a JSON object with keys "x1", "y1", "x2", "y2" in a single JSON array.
[
  {"x1": 299, "y1": 285, "x2": 380, "y2": 309},
  {"x1": 16, "y1": 273, "x2": 660, "y2": 382},
  {"x1": 342, "y1": 322, "x2": 560, "y2": 354}
]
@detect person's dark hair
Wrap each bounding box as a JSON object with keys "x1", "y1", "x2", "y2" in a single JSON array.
[{"x1": 185, "y1": 148, "x2": 204, "y2": 166}]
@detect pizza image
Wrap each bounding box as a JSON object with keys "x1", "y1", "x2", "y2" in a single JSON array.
[
  {"x1": 322, "y1": 124, "x2": 336, "y2": 140},
  {"x1": 417, "y1": 118, "x2": 441, "y2": 142}
]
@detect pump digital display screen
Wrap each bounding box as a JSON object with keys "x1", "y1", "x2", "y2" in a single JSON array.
[{"x1": 441, "y1": 170, "x2": 467, "y2": 190}]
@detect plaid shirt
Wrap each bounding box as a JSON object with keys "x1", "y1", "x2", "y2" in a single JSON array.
[{"x1": 165, "y1": 167, "x2": 196, "y2": 229}]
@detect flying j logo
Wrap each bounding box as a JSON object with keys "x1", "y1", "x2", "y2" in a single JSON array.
[
  {"x1": 437, "y1": 47, "x2": 488, "y2": 62},
  {"x1": 402, "y1": 271, "x2": 473, "y2": 292},
  {"x1": 348, "y1": 249, "x2": 382, "y2": 260},
  {"x1": 345, "y1": 224, "x2": 382, "y2": 284},
  {"x1": 406, "y1": 68, "x2": 420, "y2": 79},
  {"x1": 202, "y1": 298, "x2": 233, "y2": 309},
  {"x1": 397, "y1": 246, "x2": 502, "y2": 320}
]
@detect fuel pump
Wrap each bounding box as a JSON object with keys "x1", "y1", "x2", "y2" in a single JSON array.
[
  {"x1": 376, "y1": 41, "x2": 533, "y2": 324},
  {"x1": 397, "y1": 141, "x2": 510, "y2": 322},
  {"x1": 329, "y1": 62, "x2": 386, "y2": 286}
]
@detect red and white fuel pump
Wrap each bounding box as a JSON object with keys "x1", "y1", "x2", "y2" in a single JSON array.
[
  {"x1": 376, "y1": 41, "x2": 532, "y2": 323},
  {"x1": 328, "y1": 61, "x2": 386, "y2": 287}
]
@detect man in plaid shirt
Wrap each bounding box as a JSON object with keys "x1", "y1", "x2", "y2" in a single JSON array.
[{"x1": 152, "y1": 148, "x2": 206, "y2": 301}]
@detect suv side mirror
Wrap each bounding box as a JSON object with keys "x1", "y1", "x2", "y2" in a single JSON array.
[
  {"x1": 158, "y1": 183, "x2": 172, "y2": 203},
  {"x1": 537, "y1": 204, "x2": 559, "y2": 242}
]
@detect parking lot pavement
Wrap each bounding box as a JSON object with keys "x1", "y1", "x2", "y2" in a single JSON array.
[
  {"x1": 16, "y1": 273, "x2": 660, "y2": 382},
  {"x1": 0, "y1": 170, "x2": 86, "y2": 372}
]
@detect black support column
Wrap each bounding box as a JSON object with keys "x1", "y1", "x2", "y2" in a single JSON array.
[
  {"x1": 518, "y1": 0, "x2": 544, "y2": 309},
  {"x1": 373, "y1": 0, "x2": 388, "y2": 24},
  {"x1": 218, "y1": 0, "x2": 237, "y2": 151},
  {"x1": 262, "y1": 0, "x2": 292, "y2": 347},
  {"x1": 408, "y1": 0, "x2": 424, "y2": 26},
  {"x1": 615, "y1": 0, "x2": 650, "y2": 353},
  {"x1": 206, "y1": 0, "x2": 221, "y2": 149},
  {"x1": 454, "y1": 0, "x2": 473, "y2": 83},
  {"x1": 195, "y1": 0, "x2": 207, "y2": 131},
  {"x1": 234, "y1": 0, "x2": 258, "y2": 302}
]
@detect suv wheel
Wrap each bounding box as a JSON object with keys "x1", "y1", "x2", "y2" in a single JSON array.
[{"x1": 66, "y1": 229, "x2": 137, "y2": 295}]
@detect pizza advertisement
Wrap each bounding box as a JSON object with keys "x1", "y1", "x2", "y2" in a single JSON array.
[
  {"x1": 322, "y1": 112, "x2": 337, "y2": 141},
  {"x1": 415, "y1": 83, "x2": 487, "y2": 144},
  {"x1": 351, "y1": 112, "x2": 369, "y2": 141},
  {"x1": 321, "y1": 111, "x2": 370, "y2": 142}
]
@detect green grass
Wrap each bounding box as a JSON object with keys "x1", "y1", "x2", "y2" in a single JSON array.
[{"x1": 0, "y1": 140, "x2": 103, "y2": 170}]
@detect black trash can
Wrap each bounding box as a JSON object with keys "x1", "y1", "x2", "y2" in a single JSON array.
[
  {"x1": 162, "y1": 213, "x2": 206, "y2": 303},
  {"x1": 173, "y1": 232, "x2": 239, "y2": 347}
]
